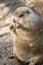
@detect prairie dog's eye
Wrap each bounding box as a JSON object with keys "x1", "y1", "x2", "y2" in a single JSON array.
[
  {"x1": 19, "y1": 11, "x2": 29, "y2": 18},
  {"x1": 19, "y1": 14, "x2": 24, "y2": 17}
]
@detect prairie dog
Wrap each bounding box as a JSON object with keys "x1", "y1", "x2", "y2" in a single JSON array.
[{"x1": 10, "y1": 7, "x2": 43, "y2": 65}]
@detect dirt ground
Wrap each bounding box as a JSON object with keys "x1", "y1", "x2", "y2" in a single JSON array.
[
  {"x1": 0, "y1": 0, "x2": 24, "y2": 65},
  {"x1": 0, "y1": 0, "x2": 43, "y2": 65}
]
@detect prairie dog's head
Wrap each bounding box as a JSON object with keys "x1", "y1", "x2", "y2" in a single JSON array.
[{"x1": 10, "y1": 7, "x2": 43, "y2": 33}]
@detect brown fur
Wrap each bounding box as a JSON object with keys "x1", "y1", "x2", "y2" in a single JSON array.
[{"x1": 10, "y1": 7, "x2": 43, "y2": 65}]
